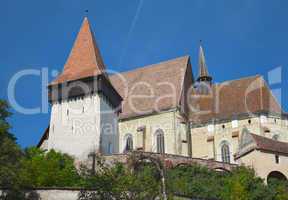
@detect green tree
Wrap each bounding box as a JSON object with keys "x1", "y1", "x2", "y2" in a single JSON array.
[
  {"x1": 19, "y1": 147, "x2": 81, "y2": 188},
  {"x1": 220, "y1": 166, "x2": 272, "y2": 200},
  {"x1": 78, "y1": 154, "x2": 161, "y2": 200},
  {"x1": 0, "y1": 100, "x2": 24, "y2": 199},
  {"x1": 166, "y1": 164, "x2": 225, "y2": 199},
  {"x1": 268, "y1": 178, "x2": 288, "y2": 200}
]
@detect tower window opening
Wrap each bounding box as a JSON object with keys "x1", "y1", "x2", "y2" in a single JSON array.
[{"x1": 275, "y1": 155, "x2": 280, "y2": 164}]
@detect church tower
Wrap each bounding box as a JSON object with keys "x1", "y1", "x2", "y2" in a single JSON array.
[
  {"x1": 197, "y1": 44, "x2": 212, "y2": 84},
  {"x1": 195, "y1": 44, "x2": 213, "y2": 95},
  {"x1": 47, "y1": 18, "x2": 122, "y2": 159}
]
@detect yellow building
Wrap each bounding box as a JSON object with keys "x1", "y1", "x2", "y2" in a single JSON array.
[{"x1": 38, "y1": 17, "x2": 288, "y2": 181}]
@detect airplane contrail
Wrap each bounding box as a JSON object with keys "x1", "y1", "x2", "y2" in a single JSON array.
[{"x1": 119, "y1": 0, "x2": 144, "y2": 66}]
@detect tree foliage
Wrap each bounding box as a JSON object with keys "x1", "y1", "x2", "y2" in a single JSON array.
[
  {"x1": 0, "y1": 100, "x2": 24, "y2": 199},
  {"x1": 167, "y1": 164, "x2": 225, "y2": 199},
  {"x1": 220, "y1": 166, "x2": 271, "y2": 200},
  {"x1": 167, "y1": 164, "x2": 288, "y2": 200},
  {"x1": 78, "y1": 154, "x2": 161, "y2": 200},
  {"x1": 19, "y1": 147, "x2": 81, "y2": 188},
  {"x1": 268, "y1": 179, "x2": 288, "y2": 200}
]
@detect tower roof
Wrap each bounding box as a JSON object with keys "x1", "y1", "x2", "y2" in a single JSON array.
[
  {"x1": 197, "y1": 44, "x2": 212, "y2": 82},
  {"x1": 50, "y1": 17, "x2": 105, "y2": 85},
  {"x1": 199, "y1": 45, "x2": 208, "y2": 77}
]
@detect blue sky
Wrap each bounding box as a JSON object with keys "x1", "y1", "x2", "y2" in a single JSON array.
[{"x1": 0, "y1": 0, "x2": 287, "y2": 147}]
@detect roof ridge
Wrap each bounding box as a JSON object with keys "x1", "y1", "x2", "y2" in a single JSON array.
[
  {"x1": 251, "y1": 133, "x2": 288, "y2": 145},
  {"x1": 110, "y1": 55, "x2": 190, "y2": 77},
  {"x1": 214, "y1": 74, "x2": 262, "y2": 85}
]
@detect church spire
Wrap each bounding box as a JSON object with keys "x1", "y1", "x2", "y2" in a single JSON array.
[
  {"x1": 64, "y1": 17, "x2": 105, "y2": 74},
  {"x1": 197, "y1": 43, "x2": 212, "y2": 83},
  {"x1": 50, "y1": 17, "x2": 106, "y2": 85}
]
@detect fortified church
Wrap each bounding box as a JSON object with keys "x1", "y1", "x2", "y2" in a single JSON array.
[{"x1": 38, "y1": 18, "x2": 288, "y2": 181}]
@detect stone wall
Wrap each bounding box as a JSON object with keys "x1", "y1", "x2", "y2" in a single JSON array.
[
  {"x1": 33, "y1": 189, "x2": 79, "y2": 200},
  {"x1": 0, "y1": 189, "x2": 79, "y2": 200},
  {"x1": 105, "y1": 152, "x2": 236, "y2": 171},
  {"x1": 0, "y1": 189, "x2": 210, "y2": 200}
]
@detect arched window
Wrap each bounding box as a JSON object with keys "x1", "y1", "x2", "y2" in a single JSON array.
[
  {"x1": 156, "y1": 129, "x2": 165, "y2": 154},
  {"x1": 221, "y1": 143, "x2": 230, "y2": 163},
  {"x1": 125, "y1": 136, "x2": 133, "y2": 152},
  {"x1": 124, "y1": 134, "x2": 133, "y2": 152}
]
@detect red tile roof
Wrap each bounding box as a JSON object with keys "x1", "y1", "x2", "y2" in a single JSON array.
[
  {"x1": 50, "y1": 17, "x2": 105, "y2": 85},
  {"x1": 189, "y1": 75, "x2": 283, "y2": 124},
  {"x1": 109, "y1": 56, "x2": 191, "y2": 119},
  {"x1": 251, "y1": 133, "x2": 288, "y2": 155}
]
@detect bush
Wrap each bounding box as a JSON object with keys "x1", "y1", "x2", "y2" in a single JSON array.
[
  {"x1": 78, "y1": 154, "x2": 161, "y2": 200},
  {"x1": 220, "y1": 166, "x2": 271, "y2": 200},
  {"x1": 167, "y1": 164, "x2": 225, "y2": 199},
  {"x1": 19, "y1": 147, "x2": 81, "y2": 188}
]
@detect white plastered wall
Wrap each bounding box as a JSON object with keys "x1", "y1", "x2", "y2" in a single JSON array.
[{"x1": 48, "y1": 94, "x2": 118, "y2": 159}]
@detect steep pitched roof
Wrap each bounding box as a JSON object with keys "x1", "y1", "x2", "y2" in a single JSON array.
[
  {"x1": 190, "y1": 75, "x2": 283, "y2": 124},
  {"x1": 198, "y1": 45, "x2": 209, "y2": 78},
  {"x1": 50, "y1": 17, "x2": 105, "y2": 85},
  {"x1": 109, "y1": 56, "x2": 191, "y2": 119}
]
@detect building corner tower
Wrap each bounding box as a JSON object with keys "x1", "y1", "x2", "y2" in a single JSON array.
[{"x1": 47, "y1": 18, "x2": 122, "y2": 159}]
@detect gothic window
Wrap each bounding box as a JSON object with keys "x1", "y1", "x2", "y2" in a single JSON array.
[
  {"x1": 156, "y1": 129, "x2": 165, "y2": 154},
  {"x1": 221, "y1": 142, "x2": 230, "y2": 163},
  {"x1": 124, "y1": 135, "x2": 133, "y2": 152}
]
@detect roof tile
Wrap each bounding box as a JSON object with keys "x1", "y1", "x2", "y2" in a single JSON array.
[
  {"x1": 50, "y1": 17, "x2": 105, "y2": 85},
  {"x1": 109, "y1": 56, "x2": 191, "y2": 119},
  {"x1": 251, "y1": 133, "x2": 288, "y2": 155},
  {"x1": 190, "y1": 75, "x2": 283, "y2": 124}
]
